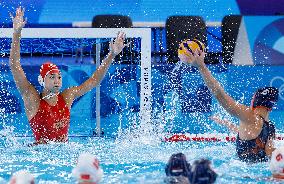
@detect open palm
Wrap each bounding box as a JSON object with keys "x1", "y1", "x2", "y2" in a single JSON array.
[
  {"x1": 109, "y1": 32, "x2": 129, "y2": 56},
  {"x1": 182, "y1": 49, "x2": 206, "y2": 68},
  {"x1": 190, "y1": 50, "x2": 206, "y2": 67},
  {"x1": 11, "y1": 7, "x2": 27, "y2": 33}
]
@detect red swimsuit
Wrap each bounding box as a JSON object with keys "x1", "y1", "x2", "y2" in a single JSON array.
[{"x1": 29, "y1": 94, "x2": 70, "y2": 143}]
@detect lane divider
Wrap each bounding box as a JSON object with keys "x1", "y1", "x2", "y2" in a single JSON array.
[{"x1": 164, "y1": 134, "x2": 284, "y2": 142}]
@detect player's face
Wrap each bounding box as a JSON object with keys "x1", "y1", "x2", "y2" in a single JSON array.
[{"x1": 44, "y1": 73, "x2": 62, "y2": 92}]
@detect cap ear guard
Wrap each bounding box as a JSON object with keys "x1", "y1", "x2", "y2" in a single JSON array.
[
  {"x1": 38, "y1": 75, "x2": 44, "y2": 87},
  {"x1": 189, "y1": 159, "x2": 217, "y2": 184},
  {"x1": 165, "y1": 153, "x2": 191, "y2": 177}
]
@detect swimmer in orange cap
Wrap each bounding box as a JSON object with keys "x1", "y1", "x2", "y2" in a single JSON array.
[
  {"x1": 182, "y1": 49, "x2": 278, "y2": 163},
  {"x1": 9, "y1": 7, "x2": 128, "y2": 144}
]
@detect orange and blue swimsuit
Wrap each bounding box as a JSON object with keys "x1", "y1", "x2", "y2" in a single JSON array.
[
  {"x1": 29, "y1": 94, "x2": 70, "y2": 143},
  {"x1": 236, "y1": 116, "x2": 275, "y2": 163}
]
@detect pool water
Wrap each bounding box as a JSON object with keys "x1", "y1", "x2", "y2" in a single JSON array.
[
  {"x1": 1, "y1": 61, "x2": 284, "y2": 183},
  {"x1": 0, "y1": 133, "x2": 282, "y2": 184}
]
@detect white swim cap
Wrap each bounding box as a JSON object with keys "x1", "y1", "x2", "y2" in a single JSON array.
[
  {"x1": 72, "y1": 153, "x2": 103, "y2": 183},
  {"x1": 270, "y1": 147, "x2": 284, "y2": 175},
  {"x1": 9, "y1": 170, "x2": 34, "y2": 184}
]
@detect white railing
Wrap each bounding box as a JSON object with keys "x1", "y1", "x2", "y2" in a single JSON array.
[{"x1": 72, "y1": 21, "x2": 222, "y2": 28}]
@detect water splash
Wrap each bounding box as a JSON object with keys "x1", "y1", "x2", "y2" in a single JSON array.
[
  {"x1": 114, "y1": 61, "x2": 188, "y2": 146},
  {"x1": 171, "y1": 60, "x2": 183, "y2": 74},
  {"x1": 0, "y1": 108, "x2": 20, "y2": 148}
]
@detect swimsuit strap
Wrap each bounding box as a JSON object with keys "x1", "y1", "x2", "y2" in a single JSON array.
[
  {"x1": 257, "y1": 114, "x2": 275, "y2": 139},
  {"x1": 257, "y1": 115, "x2": 269, "y2": 125},
  {"x1": 258, "y1": 115, "x2": 265, "y2": 120}
]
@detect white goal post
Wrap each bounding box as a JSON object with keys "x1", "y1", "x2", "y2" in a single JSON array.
[{"x1": 0, "y1": 28, "x2": 152, "y2": 136}]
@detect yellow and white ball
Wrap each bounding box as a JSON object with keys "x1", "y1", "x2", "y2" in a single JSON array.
[{"x1": 178, "y1": 39, "x2": 205, "y2": 63}]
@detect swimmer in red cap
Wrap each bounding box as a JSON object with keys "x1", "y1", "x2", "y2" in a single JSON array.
[
  {"x1": 182, "y1": 49, "x2": 279, "y2": 163},
  {"x1": 9, "y1": 7, "x2": 128, "y2": 144}
]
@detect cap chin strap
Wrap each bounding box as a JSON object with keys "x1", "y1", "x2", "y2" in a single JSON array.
[{"x1": 42, "y1": 92, "x2": 59, "y2": 99}]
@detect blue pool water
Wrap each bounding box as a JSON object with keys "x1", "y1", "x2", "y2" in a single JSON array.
[
  {"x1": 0, "y1": 135, "x2": 283, "y2": 183},
  {"x1": 0, "y1": 1, "x2": 284, "y2": 183},
  {"x1": 1, "y1": 61, "x2": 284, "y2": 183}
]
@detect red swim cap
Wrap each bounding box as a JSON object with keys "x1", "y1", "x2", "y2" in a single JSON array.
[
  {"x1": 40, "y1": 62, "x2": 60, "y2": 79},
  {"x1": 38, "y1": 62, "x2": 60, "y2": 86}
]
